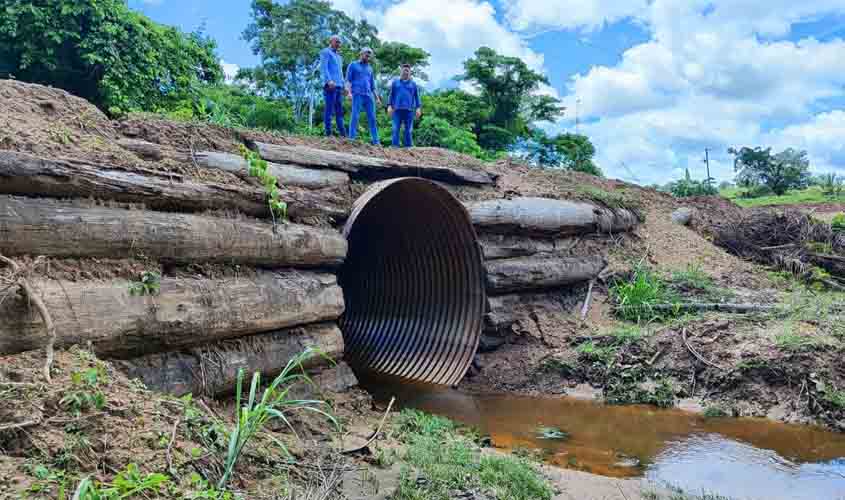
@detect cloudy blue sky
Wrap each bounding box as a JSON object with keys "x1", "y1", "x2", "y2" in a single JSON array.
[{"x1": 129, "y1": 0, "x2": 845, "y2": 185}]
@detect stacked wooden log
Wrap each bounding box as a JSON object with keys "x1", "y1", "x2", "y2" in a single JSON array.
[
  {"x1": 464, "y1": 197, "x2": 628, "y2": 346},
  {"x1": 0, "y1": 144, "x2": 357, "y2": 397},
  {"x1": 0, "y1": 133, "x2": 641, "y2": 394}
]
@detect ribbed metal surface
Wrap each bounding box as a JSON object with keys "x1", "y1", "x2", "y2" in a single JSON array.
[{"x1": 339, "y1": 178, "x2": 485, "y2": 386}]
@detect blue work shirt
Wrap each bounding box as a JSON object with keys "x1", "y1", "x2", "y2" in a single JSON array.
[
  {"x1": 319, "y1": 47, "x2": 344, "y2": 87},
  {"x1": 345, "y1": 61, "x2": 376, "y2": 97},
  {"x1": 389, "y1": 78, "x2": 421, "y2": 111}
]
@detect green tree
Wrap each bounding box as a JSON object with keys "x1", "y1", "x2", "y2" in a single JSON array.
[
  {"x1": 0, "y1": 0, "x2": 222, "y2": 114},
  {"x1": 458, "y1": 47, "x2": 564, "y2": 150},
  {"x1": 373, "y1": 41, "x2": 430, "y2": 98},
  {"x1": 730, "y1": 146, "x2": 811, "y2": 195},
  {"x1": 422, "y1": 90, "x2": 491, "y2": 131},
  {"x1": 523, "y1": 130, "x2": 602, "y2": 176},
  {"x1": 243, "y1": 0, "x2": 379, "y2": 121}
]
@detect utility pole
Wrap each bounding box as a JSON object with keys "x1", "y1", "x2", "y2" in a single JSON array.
[
  {"x1": 574, "y1": 97, "x2": 581, "y2": 135},
  {"x1": 703, "y1": 148, "x2": 712, "y2": 187}
]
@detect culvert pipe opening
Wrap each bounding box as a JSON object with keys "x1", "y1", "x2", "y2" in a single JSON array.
[{"x1": 339, "y1": 178, "x2": 486, "y2": 386}]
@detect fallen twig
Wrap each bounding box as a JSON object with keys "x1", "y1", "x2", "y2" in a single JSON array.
[
  {"x1": 646, "y1": 348, "x2": 665, "y2": 367},
  {"x1": 580, "y1": 279, "x2": 595, "y2": 321},
  {"x1": 0, "y1": 255, "x2": 56, "y2": 383},
  {"x1": 0, "y1": 419, "x2": 41, "y2": 432},
  {"x1": 682, "y1": 328, "x2": 725, "y2": 371},
  {"x1": 166, "y1": 418, "x2": 182, "y2": 478},
  {"x1": 342, "y1": 396, "x2": 395, "y2": 455}
]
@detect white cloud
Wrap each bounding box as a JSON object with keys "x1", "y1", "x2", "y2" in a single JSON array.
[
  {"x1": 377, "y1": 0, "x2": 544, "y2": 86},
  {"x1": 542, "y1": 1, "x2": 845, "y2": 184},
  {"x1": 765, "y1": 111, "x2": 845, "y2": 175},
  {"x1": 503, "y1": 0, "x2": 647, "y2": 32},
  {"x1": 220, "y1": 61, "x2": 240, "y2": 83}
]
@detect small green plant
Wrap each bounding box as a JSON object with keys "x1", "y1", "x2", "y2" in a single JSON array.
[
  {"x1": 60, "y1": 367, "x2": 107, "y2": 416},
  {"x1": 774, "y1": 323, "x2": 820, "y2": 352},
  {"x1": 576, "y1": 340, "x2": 617, "y2": 366},
  {"x1": 129, "y1": 271, "x2": 161, "y2": 296},
  {"x1": 702, "y1": 406, "x2": 729, "y2": 418},
  {"x1": 240, "y1": 145, "x2": 288, "y2": 223},
  {"x1": 73, "y1": 464, "x2": 169, "y2": 499},
  {"x1": 218, "y1": 347, "x2": 336, "y2": 489},
  {"x1": 611, "y1": 266, "x2": 679, "y2": 322},
  {"x1": 605, "y1": 373, "x2": 675, "y2": 408},
  {"x1": 393, "y1": 409, "x2": 552, "y2": 500},
  {"x1": 832, "y1": 213, "x2": 845, "y2": 232},
  {"x1": 821, "y1": 383, "x2": 845, "y2": 409}
]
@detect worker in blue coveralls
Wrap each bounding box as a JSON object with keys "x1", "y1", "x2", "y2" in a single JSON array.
[
  {"x1": 319, "y1": 35, "x2": 345, "y2": 136},
  {"x1": 388, "y1": 64, "x2": 422, "y2": 148},
  {"x1": 345, "y1": 47, "x2": 382, "y2": 145}
]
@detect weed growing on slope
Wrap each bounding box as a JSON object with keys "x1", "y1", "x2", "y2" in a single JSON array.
[
  {"x1": 392, "y1": 409, "x2": 552, "y2": 500},
  {"x1": 73, "y1": 464, "x2": 169, "y2": 499},
  {"x1": 240, "y1": 145, "x2": 288, "y2": 222},
  {"x1": 218, "y1": 347, "x2": 337, "y2": 489},
  {"x1": 129, "y1": 271, "x2": 160, "y2": 296},
  {"x1": 60, "y1": 366, "x2": 108, "y2": 416},
  {"x1": 611, "y1": 266, "x2": 680, "y2": 323}
]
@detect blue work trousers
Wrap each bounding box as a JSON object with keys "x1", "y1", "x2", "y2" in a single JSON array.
[
  {"x1": 323, "y1": 85, "x2": 345, "y2": 136},
  {"x1": 391, "y1": 109, "x2": 414, "y2": 148},
  {"x1": 349, "y1": 94, "x2": 379, "y2": 145}
]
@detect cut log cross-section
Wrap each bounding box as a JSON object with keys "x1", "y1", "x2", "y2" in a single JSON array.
[
  {"x1": 0, "y1": 196, "x2": 347, "y2": 267},
  {"x1": 250, "y1": 142, "x2": 497, "y2": 186},
  {"x1": 467, "y1": 197, "x2": 639, "y2": 236},
  {"x1": 0, "y1": 271, "x2": 344, "y2": 358},
  {"x1": 116, "y1": 322, "x2": 345, "y2": 396},
  {"x1": 0, "y1": 151, "x2": 348, "y2": 221},
  {"x1": 195, "y1": 151, "x2": 350, "y2": 189},
  {"x1": 485, "y1": 255, "x2": 606, "y2": 294}
]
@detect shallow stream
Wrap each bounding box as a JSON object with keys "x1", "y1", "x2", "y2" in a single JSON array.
[{"x1": 369, "y1": 383, "x2": 845, "y2": 500}]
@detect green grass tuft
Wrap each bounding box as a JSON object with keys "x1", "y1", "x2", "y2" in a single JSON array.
[
  {"x1": 393, "y1": 409, "x2": 552, "y2": 500},
  {"x1": 611, "y1": 267, "x2": 680, "y2": 323}
]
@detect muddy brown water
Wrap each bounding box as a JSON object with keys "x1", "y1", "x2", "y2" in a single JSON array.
[{"x1": 365, "y1": 381, "x2": 845, "y2": 500}]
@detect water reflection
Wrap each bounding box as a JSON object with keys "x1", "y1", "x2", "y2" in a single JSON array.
[{"x1": 365, "y1": 380, "x2": 845, "y2": 500}]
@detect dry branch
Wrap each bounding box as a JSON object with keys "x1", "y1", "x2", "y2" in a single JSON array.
[
  {"x1": 0, "y1": 255, "x2": 55, "y2": 382},
  {"x1": 580, "y1": 279, "x2": 596, "y2": 321},
  {"x1": 682, "y1": 328, "x2": 725, "y2": 371}
]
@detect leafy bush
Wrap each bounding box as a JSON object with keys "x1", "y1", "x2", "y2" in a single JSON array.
[
  {"x1": 668, "y1": 169, "x2": 717, "y2": 197},
  {"x1": 60, "y1": 367, "x2": 107, "y2": 416},
  {"x1": 819, "y1": 173, "x2": 844, "y2": 197},
  {"x1": 164, "y1": 85, "x2": 297, "y2": 133},
  {"x1": 738, "y1": 184, "x2": 775, "y2": 198},
  {"x1": 0, "y1": 0, "x2": 222, "y2": 114},
  {"x1": 415, "y1": 116, "x2": 485, "y2": 159}
]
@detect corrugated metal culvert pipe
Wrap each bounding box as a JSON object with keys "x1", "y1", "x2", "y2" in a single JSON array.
[{"x1": 339, "y1": 178, "x2": 486, "y2": 386}]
